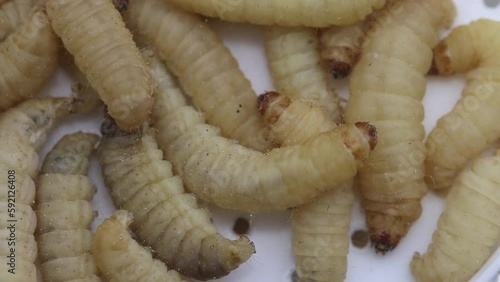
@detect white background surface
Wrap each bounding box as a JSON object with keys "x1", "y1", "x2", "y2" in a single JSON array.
[{"x1": 37, "y1": 1, "x2": 500, "y2": 281}]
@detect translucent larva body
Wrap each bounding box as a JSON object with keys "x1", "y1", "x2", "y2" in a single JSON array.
[
  {"x1": 425, "y1": 19, "x2": 500, "y2": 192},
  {"x1": 146, "y1": 50, "x2": 376, "y2": 213},
  {"x1": 127, "y1": 0, "x2": 274, "y2": 152},
  {"x1": 165, "y1": 0, "x2": 386, "y2": 27},
  {"x1": 98, "y1": 119, "x2": 255, "y2": 281},
  {"x1": 93, "y1": 210, "x2": 188, "y2": 282},
  {"x1": 262, "y1": 27, "x2": 342, "y2": 123},
  {"x1": 0, "y1": 0, "x2": 34, "y2": 41},
  {"x1": 46, "y1": 0, "x2": 153, "y2": 130},
  {"x1": 0, "y1": 7, "x2": 58, "y2": 110},
  {"x1": 36, "y1": 132, "x2": 101, "y2": 282},
  {"x1": 411, "y1": 150, "x2": 500, "y2": 281},
  {"x1": 344, "y1": 0, "x2": 456, "y2": 252},
  {"x1": 0, "y1": 97, "x2": 73, "y2": 282},
  {"x1": 259, "y1": 92, "x2": 354, "y2": 282}
]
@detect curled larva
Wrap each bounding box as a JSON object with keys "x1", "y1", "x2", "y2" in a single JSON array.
[
  {"x1": 165, "y1": 0, "x2": 386, "y2": 27},
  {"x1": 126, "y1": 0, "x2": 274, "y2": 152},
  {"x1": 0, "y1": 0, "x2": 34, "y2": 41},
  {"x1": 0, "y1": 6, "x2": 58, "y2": 110},
  {"x1": 262, "y1": 27, "x2": 342, "y2": 123},
  {"x1": 344, "y1": 0, "x2": 456, "y2": 252},
  {"x1": 36, "y1": 132, "x2": 101, "y2": 282},
  {"x1": 94, "y1": 210, "x2": 187, "y2": 282},
  {"x1": 411, "y1": 150, "x2": 500, "y2": 281},
  {"x1": 98, "y1": 118, "x2": 255, "y2": 281},
  {"x1": 0, "y1": 97, "x2": 73, "y2": 282},
  {"x1": 258, "y1": 92, "x2": 354, "y2": 281},
  {"x1": 46, "y1": 0, "x2": 153, "y2": 130},
  {"x1": 145, "y1": 50, "x2": 376, "y2": 213},
  {"x1": 425, "y1": 19, "x2": 500, "y2": 193}
]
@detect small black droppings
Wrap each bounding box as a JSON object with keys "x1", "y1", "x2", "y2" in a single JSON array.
[
  {"x1": 351, "y1": 229, "x2": 369, "y2": 249},
  {"x1": 232, "y1": 217, "x2": 250, "y2": 235}
]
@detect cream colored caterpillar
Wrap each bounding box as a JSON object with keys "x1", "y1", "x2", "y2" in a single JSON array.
[
  {"x1": 46, "y1": 0, "x2": 153, "y2": 130},
  {"x1": 98, "y1": 117, "x2": 255, "y2": 281},
  {"x1": 165, "y1": 0, "x2": 386, "y2": 27},
  {"x1": 258, "y1": 92, "x2": 354, "y2": 282},
  {"x1": 0, "y1": 97, "x2": 74, "y2": 282},
  {"x1": 411, "y1": 149, "x2": 500, "y2": 281},
  {"x1": 0, "y1": 0, "x2": 34, "y2": 41},
  {"x1": 36, "y1": 132, "x2": 101, "y2": 282},
  {"x1": 344, "y1": 0, "x2": 456, "y2": 252},
  {"x1": 126, "y1": 0, "x2": 274, "y2": 152},
  {"x1": 425, "y1": 19, "x2": 500, "y2": 193},
  {"x1": 145, "y1": 49, "x2": 376, "y2": 213},
  {"x1": 93, "y1": 210, "x2": 187, "y2": 282},
  {"x1": 0, "y1": 6, "x2": 58, "y2": 111},
  {"x1": 262, "y1": 27, "x2": 342, "y2": 123}
]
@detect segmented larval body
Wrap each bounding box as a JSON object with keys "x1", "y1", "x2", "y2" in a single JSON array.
[
  {"x1": 127, "y1": 0, "x2": 274, "y2": 152},
  {"x1": 145, "y1": 50, "x2": 376, "y2": 213},
  {"x1": 263, "y1": 27, "x2": 342, "y2": 123},
  {"x1": 0, "y1": 97, "x2": 73, "y2": 281},
  {"x1": 0, "y1": 7, "x2": 58, "y2": 110},
  {"x1": 344, "y1": 0, "x2": 456, "y2": 252},
  {"x1": 94, "y1": 210, "x2": 188, "y2": 282},
  {"x1": 36, "y1": 132, "x2": 101, "y2": 282},
  {"x1": 426, "y1": 19, "x2": 500, "y2": 193},
  {"x1": 46, "y1": 0, "x2": 153, "y2": 130},
  {"x1": 165, "y1": 0, "x2": 386, "y2": 27},
  {"x1": 0, "y1": 0, "x2": 34, "y2": 41},
  {"x1": 98, "y1": 119, "x2": 255, "y2": 281},
  {"x1": 411, "y1": 150, "x2": 500, "y2": 282},
  {"x1": 258, "y1": 92, "x2": 354, "y2": 281}
]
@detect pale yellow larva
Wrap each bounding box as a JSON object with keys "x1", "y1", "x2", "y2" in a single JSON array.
[
  {"x1": 145, "y1": 49, "x2": 376, "y2": 213},
  {"x1": 0, "y1": 7, "x2": 58, "y2": 110},
  {"x1": 165, "y1": 0, "x2": 386, "y2": 27},
  {"x1": 426, "y1": 19, "x2": 500, "y2": 193},
  {"x1": 46, "y1": 0, "x2": 153, "y2": 130},
  {"x1": 36, "y1": 132, "x2": 101, "y2": 282},
  {"x1": 411, "y1": 149, "x2": 500, "y2": 281},
  {"x1": 0, "y1": 97, "x2": 74, "y2": 282},
  {"x1": 93, "y1": 210, "x2": 188, "y2": 282},
  {"x1": 344, "y1": 0, "x2": 456, "y2": 252},
  {"x1": 126, "y1": 0, "x2": 275, "y2": 152},
  {"x1": 262, "y1": 27, "x2": 342, "y2": 123},
  {"x1": 98, "y1": 117, "x2": 255, "y2": 281}
]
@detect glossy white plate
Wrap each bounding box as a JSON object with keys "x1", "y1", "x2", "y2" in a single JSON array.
[{"x1": 38, "y1": 1, "x2": 500, "y2": 281}]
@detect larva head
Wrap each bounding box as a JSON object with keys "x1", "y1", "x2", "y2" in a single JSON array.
[
  {"x1": 10, "y1": 97, "x2": 74, "y2": 150},
  {"x1": 257, "y1": 91, "x2": 292, "y2": 126},
  {"x1": 100, "y1": 112, "x2": 142, "y2": 141},
  {"x1": 197, "y1": 235, "x2": 256, "y2": 280},
  {"x1": 112, "y1": 0, "x2": 128, "y2": 13},
  {"x1": 324, "y1": 47, "x2": 357, "y2": 79},
  {"x1": 41, "y1": 132, "x2": 100, "y2": 175},
  {"x1": 337, "y1": 122, "x2": 377, "y2": 167}
]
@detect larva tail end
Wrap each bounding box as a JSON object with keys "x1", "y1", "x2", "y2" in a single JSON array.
[
  {"x1": 257, "y1": 91, "x2": 292, "y2": 126},
  {"x1": 370, "y1": 231, "x2": 401, "y2": 254}
]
